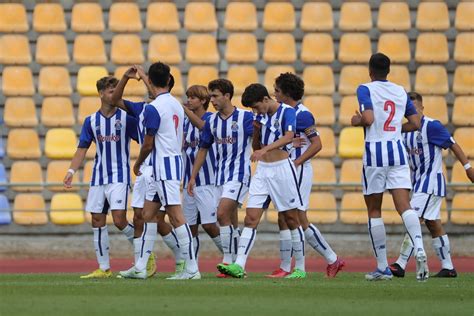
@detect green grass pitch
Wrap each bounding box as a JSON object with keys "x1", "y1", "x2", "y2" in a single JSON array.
[{"x1": 1, "y1": 273, "x2": 473, "y2": 316}]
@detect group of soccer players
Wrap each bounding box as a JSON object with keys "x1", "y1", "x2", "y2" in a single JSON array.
[{"x1": 64, "y1": 53, "x2": 473, "y2": 281}]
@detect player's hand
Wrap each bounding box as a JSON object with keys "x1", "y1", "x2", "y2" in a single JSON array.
[
  {"x1": 63, "y1": 172, "x2": 73, "y2": 189},
  {"x1": 124, "y1": 66, "x2": 139, "y2": 80},
  {"x1": 187, "y1": 178, "x2": 196, "y2": 197},
  {"x1": 251, "y1": 148, "x2": 267, "y2": 162},
  {"x1": 351, "y1": 110, "x2": 362, "y2": 126},
  {"x1": 135, "y1": 65, "x2": 147, "y2": 81},
  {"x1": 466, "y1": 167, "x2": 474, "y2": 183},
  {"x1": 133, "y1": 162, "x2": 142, "y2": 177},
  {"x1": 292, "y1": 137, "x2": 306, "y2": 148}
]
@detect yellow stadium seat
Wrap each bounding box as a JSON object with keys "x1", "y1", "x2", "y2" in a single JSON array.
[
  {"x1": 50, "y1": 193, "x2": 85, "y2": 225},
  {"x1": 226, "y1": 33, "x2": 259, "y2": 64},
  {"x1": 78, "y1": 97, "x2": 100, "y2": 124},
  {"x1": 33, "y1": 3, "x2": 66, "y2": 33},
  {"x1": 377, "y1": 2, "x2": 411, "y2": 31},
  {"x1": 186, "y1": 34, "x2": 219, "y2": 64},
  {"x1": 47, "y1": 161, "x2": 79, "y2": 192},
  {"x1": 451, "y1": 162, "x2": 473, "y2": 192},
  {"x1": 263, "y1": 33, "x2": 296, "y2": 64},
  {"x1": 415, "y1": 66, "x2": 449, "y2": 95},
  {"x1": 147, "y1": 2, "x2": 180, "y2": 32},
  {"x1": 311, "y1": 159, "x2": 336, "y2": 187},
  {"x1": 227, "y1": 66, "x2": 258, "y2": 95},
  {"x1": 114, "y1": 67, "x2": 147, "y2": 96},
  {"x1": 148, "y1": 34, "x2": 182, "y2": 64},
  {"x1": 455, "y1": 2, "x2": 474, "y2": 31},
  {"x1": 453, "y1": 65, "x2": 474, "y2": 95},
  {"x1": 339, "y1": 2, "x2": 372, "y2": 31},
  {"x1": 340, "y1": 193, "x2": 367, "y2": 224},
  {"x1": 454, "y1": 128, "x2": 474, "y2": 157},
  {"x1": 452, "y1": 97, "x2": 474, "y2": 126},
  {"x1": 339, "y1": 127, "x2": 364, "y2": 158},
  {"x1": 111, "y1": 34, "x2": 144, "y2": 65},
  {"x1": 415, "y1": 33, "x2": 449, "y2": 63},
  {"x1": 0, "y1": 35, "x2": 31, "y2": 64},
  {"x1": 45, "y1": 128, "x2": 77, "y2": 159},
  {"x1": 317, "y1": 127, "x2": 336, "y2": 158},
  {"x1": 4, "y1": 98, "x2": 37, "y2": 127},
  {"x1": 300, "y1": 2, "x2": 333, "y2": 32},
  {"x1": 339, "y1": 66, "x2": 370, "y2": 95},
  {"x1": 300, "y1": 33, "x2": 334, "y2": 64},
  {"x1": 109, "y1": 2, "x2": 142, "y2": 32},
  {"x1": 41, "y1": 97, "x2": 75, "y2": 127},
  {"x1": 170, "y1": 66, "x2": 184, "y2": 96},
  {"x1": 77, "y1": 66, "x2": 108, "y2": 96},
  {"x1": 416, "y1": 2, "x2": 450, "y2": 31},
  {"x1": 71, "y1": 2, "x2": 104, "y2": 33},
  {"x1": 184, "y1": 2, "x2": 217, "y2": 32},
  {"x1": 303, "y1": 96, "x2": 334, "y2": 126},
  {"x1": 83, "y1": 160, "x2": 94, "y2": 184},
  {"x1": 454, "y1": 33, "x2": 474, "y2": 63},
  {"x1": 13, "y1": 194, "x2": 47, "y2": 225},
  {"x1": 224, "y1": 2, "x2": 257, "y2": 31},
  {"x1": 306, "y1": 192, "x2": 338, "y2": 224},
  {"x1": 73, "y1": 34, "x2": 107, "y2": 65},
  {"x1": 10, "y1": 161, "x2": 43, "y2": 192},
  {"x1": 451, "y1": 193, "x2": 474, "y2": 224},
  {"x1": 264, "y1": 66, "x2": 295, "y2": 93},
  {"x1": 381, "y1": 193, "x2": 403, "y2": 224},
  {"x1": 38, "y1": 67, "x2": 72, "y2": 96},
  {"x1": 340, "y1": 159, "x2": 362, "y2": 190},
  {"x1": 387, "y1": 65, "x2": 411, "y2": 91},
  {"x1": 0, "y1": 3, "x2": 28, "y2": 32},
  {"x1": 377, "y1": 33, "x2": 410, "y2": 64},
  {"x1": 187, "y1": 66, "x2": 219, "y2": 89},
  {"x1": 7, "y1": 128, "x2": 41, "y2": 159},
  {"x1": 302, "y1": 66, "x2": 335, "y2": 95},
  {"x1": 338, "y1": 33, "x2": 372, "y2": 64},
  {"x1": 2, "y1": 67, "x2": 34, "y2": 96},
  {"x1": 422, "y1": 96, "x2": 448, "y2": 124},
  {"x1": 35, "y1": 34, "x2": 69, "y2": 65},
  {"x1": 338, "y1": 95, "x2": 358, "y2": 126},
  {"x1": 262, "y1": 2, "x2": 295, "y2": 32}
]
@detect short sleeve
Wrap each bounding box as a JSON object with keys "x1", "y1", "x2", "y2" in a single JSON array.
[
  {"x1": 78, "y1": 117, "x2": 94, "y2": 148},
  {"x1": 243, "y1": 111, "x2": 254, "y2": 136},
  {"x1": 356, "y1": 85, "x2": 373, "y2": 112},
  {"x1": 281, "y1": 107, "x2": 296, "y2": 133},
  {"x1": 143, "y1": 105, "x2": 161, "y2": 136},
  {"x1": 404, "y1": 95, "x2": 417, "y2": 117},
  {"x1": 426, "y1": 120, "x2": 455, "y2": 149},
  {"x1": 297, "y1": 111, "x2": 319, "y2": 138},
  {"x1": 126, "y1": 115, "x2": 139, "y2": 142},
  {"x1": 123, "y1": 100, "x2": 145, "y2": 118},
  {"x1": 199, "y1": 117, "x2": 214, "y2": 149}
]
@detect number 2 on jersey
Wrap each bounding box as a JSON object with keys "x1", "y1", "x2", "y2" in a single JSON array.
[{"x1": 383, "y1": 100, "x2": 396, "y2": 132}]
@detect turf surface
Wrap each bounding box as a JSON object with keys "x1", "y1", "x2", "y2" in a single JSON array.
[{"x1": 1, "y1": 273, "x2": 473, "y2": 316}]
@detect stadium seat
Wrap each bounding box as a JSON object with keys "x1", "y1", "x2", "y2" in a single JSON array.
[
  {"x1": 454, "y1": 33, "x2": 474, "y2": 63},
  {"x1": 415, "y1": 66, "x2": 449, "y2": 95},
  {"x1": 38, "y1": 67, "x2": 72, "y2": 96},
  {"x1": 73, "y1": 34, "x2": 107, "y2": 65},
  {"x1": 339, "y1": 66, "x2": 370, "y2": 95},
  {"x1": 82, "y1": 160, "x2": 94, "y2": 184},
  {"x1": 148, "y1": 34, "x2": 182, "y2": 64},
  {"x1": 10, "y1": 161, "x2": 43, "y2": 192},
  {"x1": 417, "y1": 2, "x2": 450, "y2": 31},
  {"x1": 186, "y1": 34, "x2": 219, "y2": 64},
  {"x1": 387, "y1": 65, "x2": 411, "y2": 91},
  {"x1": 71, "y1": 2, "x2": 104, "y2": 33},
  {"x1": 317, "y1": 127, "x2": 336, "y2": 158},
  {"x1": 300, "y1": 2, "x2": 333, "y2": 32},
  {"x1": 451, "y1": 193, "x2": 474, "y2": 225},
  {"x1": 33, "y1": 3, "x2": 66, "y2": 32},
  {"x1": 339, "y1": 2, "x2": 372, "y2": 31},
  {"x1": 377, "y1": 33, "x2": 410, "y2": 64},
  {"x1": 451, "y1": 162, "x2": 473, "y2": 192},
  {"x1": 340, "y1": 193, "x2": 367, "y2": 224},
  {"x1": 224, "y1": 2, "x2": 257, "y2": 31},
  {"x1": 147, "y1": 2, "x2": 180, "y2": 32},
  {"x1": 7, "y1": 129, "x2": 41, "y2": 159},
  {"x1": 0, "y1": 195, "x2": 11, "y2": 225},
  {"x1": 311, "y1": 159, "x2": 336, "y2": 187},
  {"x1": 187, "y1": 66, "x2": 219, "y2": 89},
  {"x1": 264, "y1": 66, "x2": 295, "y2": 93},
  {"x1": 415, "y1": 33, "x2": 449, "y2": 63},
  {"x1": 170, "y1": 66, "x2": 184, "y2": 96},
  {"x1": 0, "y1": 164, "x2": 6, "y2": 192},
  {"x1": 13, "y1": 194, "x2": 47, "y2": 225},
  {"x1": 77, "y1": 67, "x2": 108, "y2": 96},
  {"x1": 41, "y1": 97, "x2": 75, "y2": 127},
  {"x1": 46, "y1": 161, "x2": 79, "y2": 192},
  {"x1": 262, "y1": 2, "x2": 295, "y2": 32},
  {"x1": 2, "y1": 67, "x2": 34, "y2": 96},
  {"x1": 302, "y1": 66, "x2": 335, "y2": 95},
  {"x1": 78, "y1": 97, "x2": 100, "y2": 124},
  {"x1": 377, "y1": 2, "x2": 411, "y2": 31},
  {"x1": 338, "y1": 33, "x2": 372, "y2": 64},
  {"x1": 455, "y1": 2, "x2": 474, "y2": 31},
  {"x1": 4, "y1": 98, "x2": 38, "y2": 127},
  {"x1": 306, "y1": 192, "x2": 338, "y2": 224},
  {"x1": 184, "y1": 2, "x2": 217, "y2": 32},
  {"x1": 339, "y1": 127, "x2": 365, "y2": 158},
  {"x1": 0, "y1": 3, "x2": 28, "y2": 32},
  {"x1": 453, "y1": 128, "x2": 474, "y2": 157},
  {"x1": 453, "y1": 66, "x2": 474, "y2": 95},
  {"x1": 35, "y1": 34, "x2": 69, "y2": 65},
  {"x1": 227, "y1": 66, "x2": 258, "y2": 95},
  {"x1": 109, "y1": 2, "x2": 142, "y2": 32},
  {"x1": 50, "y1": 193, "x2": 85, "y2": 225},
  {"x1": 422, "y1": 96, "x2": 448, "y2": 124},
  {"x1": 263, "y1": 33, "x2": 296, "y2": 64},
  {"x1": 45, "y1": 128, "x2": 77, "y2": 159},
  {"x1": 111, "y1": 34, "x2": 144, "y2": 65},
  {"x1": 300, "y1": 33, "x2": 334, "y2": 64},
  {"x1": 452, "y1": 97, "x2": 474, "y2": 126},
  {"x1": 114, "y1": 67, "x2": 147, "y2": 96},
  {"x1": 303, "y1": 96, "x2": 334, "y2": 126},
  {"x1": 0, "y1": 35, "x2": 31, "y2": 64},
  {"x1": 381, "y1": 194, "x2": 403, "y2": 224},
  {"x1": 226, "y1": 33, "x2": 259, "y2": 64},
  {"x1": 338, "y1": 96, "x2": 358, "y2": 126},
  {"x1": 339, "y1": 159, "x2": 362, "y2": 190}
]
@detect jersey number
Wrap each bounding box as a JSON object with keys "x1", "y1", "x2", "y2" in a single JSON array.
[
  {"x1": 173, "y1": 115, "x2": 179, "y2": 135},
  {"x1": 383, "y1": 101, "x2": 396, "y2": 132}
]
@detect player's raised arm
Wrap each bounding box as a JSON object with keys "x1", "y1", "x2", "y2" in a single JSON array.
[
  {"x1": 135, "y1": 65, "x2": 155, "y2": 98},
  {"x1": 111, "y1": 66, "x2": 138, "y2": 111},
  {"x1": 182, "y1": 104, "x2": 206, "y2": 130}
]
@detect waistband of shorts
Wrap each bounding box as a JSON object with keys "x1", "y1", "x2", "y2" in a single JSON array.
[{"x1": 257, "y1": 158, "x2": 293, "y2": 168}]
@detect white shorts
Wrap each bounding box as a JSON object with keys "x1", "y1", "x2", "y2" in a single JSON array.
[
  {"x1": 216, "y1": 181, "x2": 249, "y2": 205},
  {"x1": 296, "y1": 162, "x2": 312, "y2": 211},
  {"x1": 411, "y1": 192, "x2": 443, "y2": 221},
  {"x1": 146, "y1": 179, "x2": 181, "y2": 207},
  {"x1": 183, "y1": 185, "x2": 219, "y2": 225},
  {"x1": 362, "y1": 165, "x2": 412, "y2": 195},
  {"x1": 247, "y1": 159, "x2": 303, "y2": 212},
  {"x1": 86, "y1": 183, "x2": 129, "y2": 213},
  {"x1": 131, "y1": 165, "x2": 153, "y2": 209}
]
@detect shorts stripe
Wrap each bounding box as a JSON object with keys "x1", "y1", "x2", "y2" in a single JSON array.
[
  {"x1": 287, "y1": 160, "x2": 303, "y2": 206},
  {"x1": 236, "y1": 182, "x2": 244, "y2": 202},
  {"x1": 298, "y1": 166, "x2": 304, "y2": 188},
  {"x1": 161, "y1": 180, "x2": 168, "y2": 205},
  {"x1": 420, "y1": 194, "x2": 432, "y2": 219},
  {"x1": 362, "y1": 166, "x2": 368, "y2": 194}
]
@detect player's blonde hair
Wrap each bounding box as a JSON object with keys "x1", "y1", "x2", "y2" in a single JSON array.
[{"x1": 186, "y1": 85, "x2": 211, "y2": 110}]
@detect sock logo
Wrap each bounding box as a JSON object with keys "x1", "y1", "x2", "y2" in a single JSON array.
[
  {"x1": 116, "y1": 200, "x2": 122, "y2": 204},
  {"x1": 229, "y1": 189, "x2": 235, "y2": 193},
  {"x1": 415, "y1": 235, "x2": 422, "y2": 239},
  {"x1": 289, "y1": 198, "x2": 295, "y2": 203}
]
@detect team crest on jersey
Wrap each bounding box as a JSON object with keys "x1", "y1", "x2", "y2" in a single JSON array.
[
  {"x1": 115, "y1": 119, "x2": 122, "y2": 130},
  {"x1": 416, "y1": 133, "x2": 423, "y2": 142},
  {"x1": 231, "y1": 121, "x2": 239, "y2": 131},
  {"x1": 273, "y1": 120, "x2": 280, "y2": 129}
]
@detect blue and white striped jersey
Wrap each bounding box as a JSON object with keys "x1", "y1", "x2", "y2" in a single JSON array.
[
  {"x1": 403, "y1": 116, "x2": 454, "y2": 197},
  {"x1": 124, "y1": 100, "x2": 152, "y2": 166},
  {"x1": 182, "y1": 112, "x2": 216, "y2": 188},
  {"x1": 357, "y1": 80, "x2": 417, "y2": 167},
  {"x1": 289, "y1": 103, "x2": 320, "y2": 164},
  {"x1": 79, "y1": 109, "x2": 138, "y2": 186},
  {"x1": 200, "y1": 107, "x2": 253, "y2": 186},
  {"x1": 143, "y1": 92, "x2": 184, "y2": 181},
  {"x1": 255, "y1": 103, "x2": 296, "y2": 152}
]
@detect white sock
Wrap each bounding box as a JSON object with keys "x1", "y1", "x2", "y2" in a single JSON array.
[
  {"x1": 291, "y1": 227, "x2": 305, "y2": 271},
  {"x1": 304, "y1": 224, "x2": 337, "y2": 264},
  {"x1": 193, "y1": 236, "x2": 200, "y2": 265},
  {"x1": 93, "y1": 226, "x2": 110, "y2": 271},
  {"x1": 279, "y1": 229, "x2": 292, "y2": 272},
  {"x1": 162, "y1": 231, "x2": 182, "y2": 263},
  {"x1": 212, "y1": 235, "x2": 223, "y2": 253},
  {"x1": 401, "y1": 210, "x2": 425, "y2": 252},
  {"x1": 368, "y1": 218, "x2": 388, "y2": 271},
  {"x1": 432, "y1": 234, "x2": 454, "y2": 270},
  {"x1": 133, "y1": 238, "x2": 141, "y2": 265},
  {"x1": 232, "y1": 226, "x2": 240, "y2": 262},
  {"x1": 220, "y1": 225, "x2": 233, "y2": 264},
  {"x1": 235, "y1": 227, "x2": 256, "y2": 269},
  {"x1": 175, "y1": 224, "x2": 198, "y2": 273},
  {"x1": 135, "y1": 222, "x2": 157, "y2": 272},
  {"x1": 395, "y1": 233, "x2": 414, "y2": 270},
  {"x1": 121, "y1": 223, "x2": 134, "y2": 245}
]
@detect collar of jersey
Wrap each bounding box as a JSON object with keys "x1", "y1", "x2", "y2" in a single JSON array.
[
  {"x1": 217, "y1": 106, "x2": 237, "y2": 121},
  {"x1": 98, "y1": 108, "x2": 118, "y2": 119}
]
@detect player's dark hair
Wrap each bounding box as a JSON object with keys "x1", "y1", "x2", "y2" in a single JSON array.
[
  {"x1": 275, "y1": 72, "x2": 304, "y2": 101},
  {"x1": 408, "y1": 91, "x2": 423, "y2": 103},
  {"x1": 168, "y1": 74, "x2": 175, "y2": 92},
  {"x1": 148, "y1": 62, "x2": 170, "y2": 88},
  {"x1": 241, "y1": 83, "x2": 270, "y2": 107},
  {"x1": 369, "y1": 53, "x2": 391, "y2": 79},
  {"x1": 186, "y1": 85, "x2": 211, "y2": 110},
  {"x1": 208, "y1": 79, "x2": 234, "y2": 100},
  {"x1": 96, "y1": 76, "x2": 118, "y2": 92}
]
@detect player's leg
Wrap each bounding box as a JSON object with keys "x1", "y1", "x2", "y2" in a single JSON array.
[
  {"x1": 425, "y1": 219, "x2": 456, "y2": 277},
  {"x1": 195, "y1": 185, "x2": 222, "y2": 253},
  {"x1": 266, "y1": 213, "x2": 292, "y2": 278},
  {"x1": 282, "y1": 209, "x2": 306, "y2": 279},
  {"x1": 183, "y1": 188, "x2": 201, "y2": 270},
  {"x1": 230, "y1": 206, "x2": 240, "y2": 263}
]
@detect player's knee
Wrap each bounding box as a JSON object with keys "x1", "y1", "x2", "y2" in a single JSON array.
[
  {"x1": 277, "y1": 213, "x2": 287, "y2": 229},
  {"x1": 283, "y1": 212, "x2": 300, "y2": 229},
  {"x1": 202, "y1": 223, "x2": 218, "y2": 236},
  {"x1": 425, "y1": 220, "x2": 444, "y2": 237},
  {"x1": 244, "y1": 214, "x2": 259, "y2": 228},
  {"x1": 91, "y1": 215, "x2": 105, "y2": 228},
  {"x1": 112, "y1": 216, "x2": 127, "y2": 230}
]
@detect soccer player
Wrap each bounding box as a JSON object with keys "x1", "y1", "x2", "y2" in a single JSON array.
[
  {"x1": 63, "y1": 76, "x2": 138, "y2": 279},
  {"x1": 351, "y1": 53, "x2": 429, "y2": 281},
  {"x1": 218, "y1": 83, "x2": 307, "y2": 279},
  {"x1": 389, "y1": 92, "x2": 474, "y2": 278},
  {"x1": 266, "y1": 72, "x2": 345, "y2": 278},
  {"x1": 187, "y1": 79, "x2": 253, "y2": 276}
]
